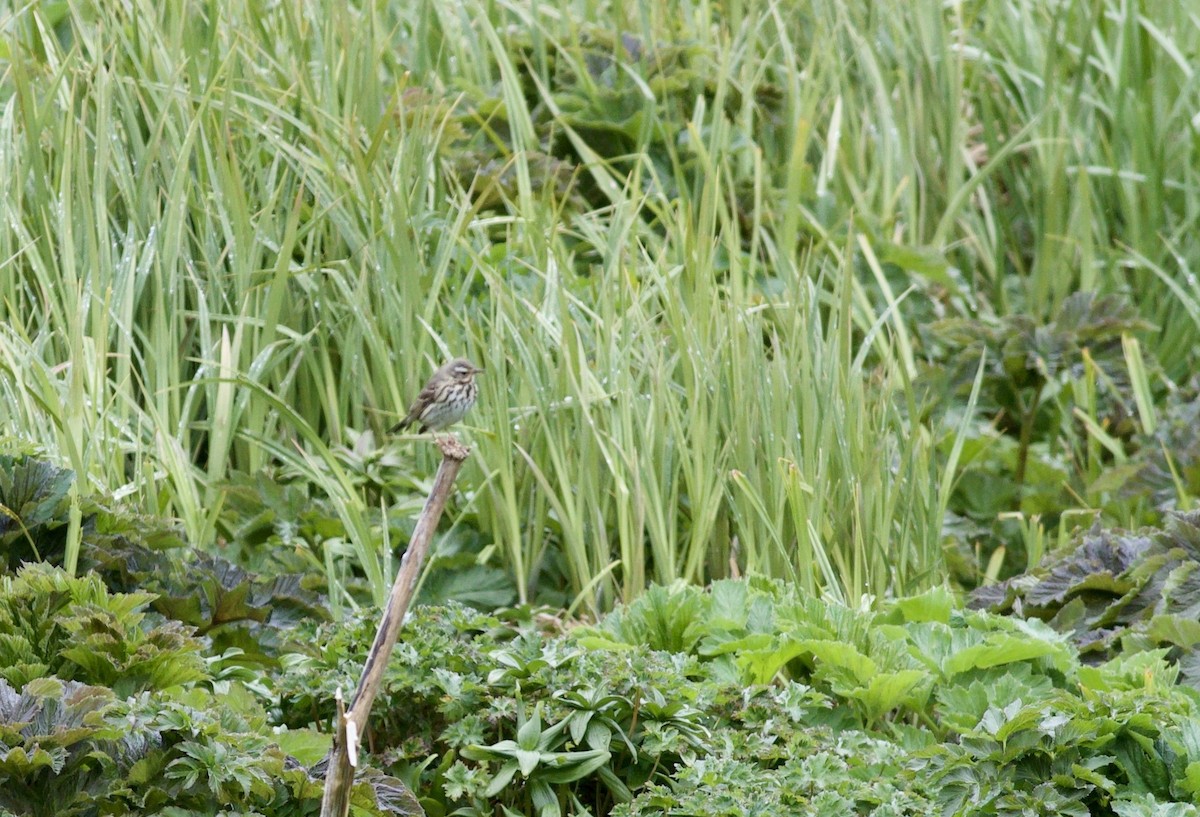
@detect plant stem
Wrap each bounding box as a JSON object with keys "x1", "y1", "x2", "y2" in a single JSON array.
[{"x1": 321, "y1": 436, "x2": 470, "y2": 816}]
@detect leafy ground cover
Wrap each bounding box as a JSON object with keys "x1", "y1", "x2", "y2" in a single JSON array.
[{"x1": 4, "y1": 454, "x2": 1200, "y2": 815}]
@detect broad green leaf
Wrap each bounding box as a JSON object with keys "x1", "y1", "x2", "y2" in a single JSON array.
[
  {"x1": 844, "y1": 669, "x2": 928, "y2": 723},
  {"x1": 943, "y1": 634, "x2": 1061, "y2": 676},
  {"x1": 1146, "y1": 614, "x2": 1200, "y2": 649},
  {"x1": 890, "y1": 587, "x2": 954, "y2": 624},
  {"x1": 797, "y1": 639, "x2": 878, "y2": 683},
  {"x1": 272, "y1": 728, "x2": 331, "y2": 766}
]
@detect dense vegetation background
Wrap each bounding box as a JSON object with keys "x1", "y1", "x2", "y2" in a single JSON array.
[{"x1": 3, "y1": 0, "x2": 1200, "y2": 814}]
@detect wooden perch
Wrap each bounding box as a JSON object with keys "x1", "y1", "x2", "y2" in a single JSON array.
[{"x1": 321, "y1": 435, "x2": 471, "y2": 817}]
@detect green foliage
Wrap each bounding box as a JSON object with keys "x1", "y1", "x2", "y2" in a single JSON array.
[
  {"x1": 458, "y1": 703, "x2": 614, "y2": 817},
  {"x1": 972, "y1": 511, "x2": 1200, "y2": 688},
  {"x1": 9, "y1": 459, "x2": 1195, "y2": 815},
  {"x1": 277, "y1": 604, "x2": 717, "y2": 817},
  {"x1": 584, "y1": 580, "x2": 1089, "y2": 734},
  {"x1": 0, "y1": 678, "x2": 124, "y2": 817},
  {"x1": 0, "y1": 564, "x2": 400, "y2": 816},
  {"x1": 0, "y1": 563, "x2": 207, "y2": 694},
  {"x1": 209, "y1": 470, "x2": 350, "y2": 576},
  {"x1": 6, "y1": 0, "x2": 1198, "y2": 610},
  {"x1": 582, "y1": 583, "x2": 710, "y2": 655},
  {"x1": 0, "y1": 674, "x2": 344, "y2": 816},
  {"x1": 216, "y1": 464, "x2": 518, "y2": 613},
  {"x1": 0, "y1": 455, "x2": 75, "y2": 569},
  {"x1": 2, "y1": 0, "x2": 1200, "y2": 618},
  {"x1": 0, "y1": 454, "x2": 331, "y2": 671},
  {"x1": 1126, "y1": 382, "x2": 1200, "y2": 512},
  {"x1": 86, "y1": 537, "x2": 329, "y2": 669},
  {"x1": 914, "y1": 682, "x2": 1200, "y2": 816},
  {"x1": 928, "y1": 292, "x2": 1158, "y2": 576},
  {"x1": 275, "y1": 580, "x2": 1200, "y2": 816},
  {"x1": 0, "y1": 0, "x2": 1000, "y2": 612},
  {"x1": 105, "y1": 686, "x2": 327, "y2": 813},
  {"x1": 6, "y1": 0, "x2": 1200, "y2": 807},
  {"x1": 614, "y1": 731, "x2": 934, "y2": 817}
]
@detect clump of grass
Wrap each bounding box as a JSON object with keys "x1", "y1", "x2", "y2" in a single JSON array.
[{"x1": 2, "y1": 0, "x2": 1196, "y2": 611}]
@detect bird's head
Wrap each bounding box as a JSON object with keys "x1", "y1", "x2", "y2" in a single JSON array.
[{"x1": 450, "y1": 358, "x2": 483, "y2": 381}]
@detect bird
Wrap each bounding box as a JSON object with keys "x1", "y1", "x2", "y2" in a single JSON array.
[{"x1": 389, "y1": 357, "x2": 483, "y2": 435}]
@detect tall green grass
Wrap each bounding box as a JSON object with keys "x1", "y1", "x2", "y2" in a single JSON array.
[{"x1": 1, "y1": 0, "x2": 1196, "y2": 611}]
